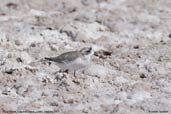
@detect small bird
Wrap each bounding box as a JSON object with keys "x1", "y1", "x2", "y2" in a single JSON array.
[{"x1": 45, "y1": 47, "x2": 93, "y2": 76}]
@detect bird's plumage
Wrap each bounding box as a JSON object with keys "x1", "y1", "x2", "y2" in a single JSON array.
[
  {"x1": 45, "y1": 51, "x2": 82, "y2": 64},
  {"x1": 45, "y1": 47, "x2": 93, "y2": 71}
]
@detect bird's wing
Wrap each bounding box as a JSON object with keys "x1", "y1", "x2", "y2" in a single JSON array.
[{"x1": 45, "y1": 51, "x2": 81, "y2": 64}]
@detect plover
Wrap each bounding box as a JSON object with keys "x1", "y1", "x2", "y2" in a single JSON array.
[{"x1": 45, "y1": 47, "x2": 93, "y2": 76}]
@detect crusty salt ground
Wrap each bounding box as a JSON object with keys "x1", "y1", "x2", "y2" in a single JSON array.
[{"x1": 0, "y1": 0, "x2": 171, "y2": 114}]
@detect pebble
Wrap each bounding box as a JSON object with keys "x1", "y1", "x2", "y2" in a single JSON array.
[{"x1": 20, "y1": 52, "x2": 33, "y2": 64}]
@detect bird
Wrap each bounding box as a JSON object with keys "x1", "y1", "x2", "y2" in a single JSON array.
[{"x1": 45, "y1": 47, "x2": 93, "y2": 76}]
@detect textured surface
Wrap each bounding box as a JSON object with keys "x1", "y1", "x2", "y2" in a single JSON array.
[{"x1": 0, "y1": 0, "x2": 171, "y2": 114}]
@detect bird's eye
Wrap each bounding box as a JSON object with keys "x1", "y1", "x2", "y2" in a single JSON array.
[
  {"x1": 86, "y1": 50, "x2": 90, "y2": 53},
  {"x1": 86, "y1": 48, "x2": 91, "y2": 53},
  {"x1": 81, "y1": 47, "x2": 92, "y2": 55}
]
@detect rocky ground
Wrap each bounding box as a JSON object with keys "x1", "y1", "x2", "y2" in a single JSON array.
[{"x1": 0, "y1": 0, "x2": 171, "y2": 114}]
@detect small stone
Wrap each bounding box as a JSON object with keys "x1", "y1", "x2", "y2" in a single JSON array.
[
  {"x1": 24, "y1": 66, "x2": 38, "y2": 73},
  {"x1": 133, "y1": 45, "x2": 139, "y2": 49},
  {"x1": 20, "y1": 52, "x2": 33, "y2": 64},
  {"x1": 15, "y1": 40, "x2": 22, "y2": 46},
  {"x1": 3, "y1": 68, "x2": 16, "y2": 74},
  {"x1": 63, "y1": 98, "x2": 74, "y2": 104},
  {"x1": 72, "y1": 79, "x2": 81, "y2": 85},
  {"x1": 6, "y1": 3, "x2": 17, "y2": 9},
  {"x1": 168, "y1": 33, "x2": 171, "y2": 38},
  {"x1": 30, "y1": 43, "x2": 36, "y2": 47},
  {"x1": 0, "y1": 60, "x2": 5, "y2": 66},
  {"x1": 82, "y1": 109, "x2": 88, "y2": 113},
  {"x1": 49, "y1": 44, "x2": 59, "y2": 51},
  {"x1": 60, "y1": 25, "x2": 78, "y2": 41},
  {"x1": 2, "y1": 89, "x2": 10, "y2": 95},
  {"x1": 16, "y1": 57, "x2": 23, "y2": 63},
  {"x1": 50, "y1": 102, "x2": 58, "y2": 107},
  {"x1": 0, "y1": 13, "x2": 6, "y2": 16},
  {"x1": 116, "y1": 44, "x2": 123, "y2": 48},
  {"x1": 94, "y1": 49, "x2": 112, "y2": 59},
  {"x1": 140, "y1": 74, "x2": 146, "y2": 79},
  {"x1": 46, "y1": 27, "x2": 53, "y2": 30}
]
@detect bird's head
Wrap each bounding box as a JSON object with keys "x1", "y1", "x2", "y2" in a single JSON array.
[{"x1": 80, "y1": 47, "x2": 93, "y2": 56}]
